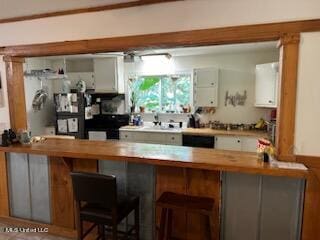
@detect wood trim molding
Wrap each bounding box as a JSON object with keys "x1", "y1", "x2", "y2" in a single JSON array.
[
  {"x1": 1, "y1": 19, "x2": 320, "y2": 57},
  {"x1": 3, "y1": 56, "x2": 25, "y2": 63},
  {"x1": 296, "y1": 155, "x2": 320, "y2": 168},
  {"x1": 0, "y1": 0, "x2": 182, "y2": 25},
  {"x1": 275, "y1": 33, "x2": 300, "y2": 162}
]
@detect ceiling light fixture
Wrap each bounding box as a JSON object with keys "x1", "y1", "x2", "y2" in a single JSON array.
[{"x1": 140, "y1": 53, "x2": 172, "y2": 62}]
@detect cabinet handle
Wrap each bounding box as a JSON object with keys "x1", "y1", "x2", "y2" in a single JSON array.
[
  {"x1": 268, "y1": 100, "x2": 273, "y2": 103},
  {"x1": 211, "y1": 83, "x2": 214, "y2": 86},
  {"x1": 211, "y1": 101, "x2": 214, "y2": 104},
  {"x1": 237, "y1": 140, "x2": 241, "y2": 143},
  {"x1": 171, "y1": 137, "x2": 175, "y2": 140}
]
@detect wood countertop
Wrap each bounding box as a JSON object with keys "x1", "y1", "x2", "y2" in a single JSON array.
[
  {"x1": 182, "y1": 128, "x2": 269, "y2": 138},
  {"x1": 0, "y1": 139, "x2": 307, "y2": 178}
]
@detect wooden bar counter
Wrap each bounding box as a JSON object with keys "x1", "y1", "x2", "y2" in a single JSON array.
[
  {"x1": 0, "y1": 139, "x2": 308, "y2": 178},
  {"x1": 0, "y1": 139, "x2": 308, "y2": 240}
]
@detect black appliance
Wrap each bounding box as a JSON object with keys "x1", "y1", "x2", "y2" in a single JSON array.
[
  {"x1": 54, "y1": 93, "x2": 92, "y2": 139},
  {"x1": 85, "y1": 114, "x2": 129, "y2": 140},
  {"x1": 182, "y1": 135, "x2": 215, "y2": 148}
]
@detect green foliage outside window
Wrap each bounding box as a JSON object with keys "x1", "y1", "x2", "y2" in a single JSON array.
[{"x1": 129, "y1": 74, "x2": 191, "y2": 113}]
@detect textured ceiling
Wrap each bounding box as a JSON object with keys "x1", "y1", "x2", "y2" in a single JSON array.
[{"x1": 0, "y1": 0, "x2": 137, "y2": 19}]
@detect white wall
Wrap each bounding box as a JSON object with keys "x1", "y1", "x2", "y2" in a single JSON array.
[
  {"x1": 0, "y1": 0, "x2": 319, "y2": 46},
  {"x1": 295, "y1": 32, "x2": 320, "y2": 156},
  {"x1": 125, "y1": 50, "x2": 278, "y2": 124}
]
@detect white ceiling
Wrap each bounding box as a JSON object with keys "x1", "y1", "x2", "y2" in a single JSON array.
[{"x1": 0, "y1": 0, "x2": 136, "y2": 19}]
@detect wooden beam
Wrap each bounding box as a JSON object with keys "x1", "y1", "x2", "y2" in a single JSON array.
[
  {"x1": 2, "y1": 19, "x2": 320, "y2": 57},
  {"x1": 276, "y1": 33, "x2": 300, "y2": 161},
  {"x1": 3, "y1": 56, "x2": 27, "y2": 131},
  {"x1": 0, "y1": 0, "x2": 182, "y2": 25},
  {"x1": 0, "y1": 152, "x2": 9, "y2": 217}
]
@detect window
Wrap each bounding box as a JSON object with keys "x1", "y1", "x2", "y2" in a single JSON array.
[{"x1": 129, "y1": 74, "x2": 191, "y2": 113}]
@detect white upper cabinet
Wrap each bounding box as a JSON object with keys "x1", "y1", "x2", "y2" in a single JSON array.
[
  {"x1": 94, "y1": 57, "x2": 124, "y2": 93},
  {"x1": 67, "y1": 72, "x2": 95, "y2": 89},
  {"x1": 194, "y1": 67, "x2": 219, "y2": 107},
  {"x1": 255, "y1": 62, "x2": 279, "y2": 108}
]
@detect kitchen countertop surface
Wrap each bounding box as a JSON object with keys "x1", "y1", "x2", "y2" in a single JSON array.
[
  {"x1": 120, "y1": 126, "x2": 269, "y2": 138},
  {"x1": 0, "y1": 139, "x2": 307, "y2": 178},
  {"x1": 182, "y1": 128, "x2": 269, "y2": 138}
]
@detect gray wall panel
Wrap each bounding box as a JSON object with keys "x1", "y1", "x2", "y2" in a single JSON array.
[
  {"x1": 7, "y1": 153, "x2": 32, "y2": 219},
  {"x1": 99, "y1": 160, "x2": 127, "y2": 196},
  {"x1": 29, "y1": 154, "x2": 51, "y2": 223},
  {"x1": 127, "y1": 163, "x2": 155, "y2": 240},
  {"x1": 259, "y1": 176, "x2": 305, "y2": 240},
  {"x1": 221, "y1": 172, "x2": 304, "y2": 240},
  {"x1": 221, "y1": 172, "x2": 261, "y2": 240}
]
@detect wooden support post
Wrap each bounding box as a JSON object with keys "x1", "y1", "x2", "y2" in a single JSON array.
[
  {"x1": 276, "y1": 33, "x2": 300, "y2": 161},
  {"x1": 0, "y1": 152, "x2": 9, "y2": 217},
  {"x1": 3, "y1": 56, "x2": 27, "y2": 131},
  {"x1": 50, "y1": 157, "x2": 75, "y2": 229}
]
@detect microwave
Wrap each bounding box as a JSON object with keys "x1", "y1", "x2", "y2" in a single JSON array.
[{"x1": 101, "y1": 99, "x2": 125, "y2": 114}]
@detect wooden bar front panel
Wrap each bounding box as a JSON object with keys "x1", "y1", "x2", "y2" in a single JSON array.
[{"x1": 156, "y1": 166, "x2": 221, "y2": 240}]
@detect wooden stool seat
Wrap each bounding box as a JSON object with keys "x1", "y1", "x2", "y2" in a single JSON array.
[
  {"x1": 156, "y1": 192, "x2": 215, "y2": 240},
  {"x1": 157, "y1": 192, "x2": 214, "y2": 213}
]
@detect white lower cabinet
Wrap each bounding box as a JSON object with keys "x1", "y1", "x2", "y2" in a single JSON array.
[
  {"x1": 120, "y1": 131, "x2": 182, "y2": 146},
  {"x1": 215, "y1": 136, "x2": 259, "y2": 152},
  {"x1": 215, "y1": 136, "x2": 242, "y2": 151},
  {"x1": 120, "y1": 131, "x2": 134, "y2": 142}
]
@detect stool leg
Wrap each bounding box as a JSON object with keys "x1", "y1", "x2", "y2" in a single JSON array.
[
  {"x1": 135, "y1": 206, "x2": 140, "y2": 240},
  {"x1": 112, "y1": 224, "x2": 118, "y2": 240},
  {"x1": 99, "y1": 225, "x2": 105, "y2": 240},
  {"x1": 158, "y1": 208, "x2": 168, "y2": 240},
  {"x1": 209, "y1": 213, "x2": 214, "y2": 240},
  {"x1": 77, "y1": 219, "x2": 83, "y2": 240},
  {"x1": 166, "y1": 209, "x2": 173, "y2": 240}
]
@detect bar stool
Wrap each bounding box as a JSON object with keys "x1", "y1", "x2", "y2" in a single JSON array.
[
  {"x1": 70, "y1": 172, "x2": 140, "y2": 240},
  {"x1": 156, "y1": 192, "x2": 215, "y2": 240}
]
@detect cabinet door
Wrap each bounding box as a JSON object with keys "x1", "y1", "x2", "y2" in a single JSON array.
[
  {"x1": 255, "y1": 62, "x2": 278, "y2": 107},
  {"x1": 241, "y1": 137, "x2": 259, "y2": 153},
  {"x1": 194, "y1": 87, "x2": 218, "y2": 107},
  {"x1": 67, "y1": 72, "x2": 95, "y2": 89},
  {"x1": 88, "y1": 131, "x2": 107, "y2": 141},
  {"x1": 165, "y1": 133, "x2": 182, "y2": 146},
  {"x1": 215, "y1": 136, "x2": 241, "y2": 151},
  {"x1": 7, "y1": 153, "x2": 31, "y2": 219},
  {"x1": 29, "y1": 154, "x2": 51, "y2": 223},
  {"x1": 194, "y1": 68, "x2": 219, "y2": 87},
  {"x1": 94, "y1": 58, "x2": 117, "y2": 92},
  {"x1": 120, "y1": 131, "x2": 133, "y2": 142}
]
